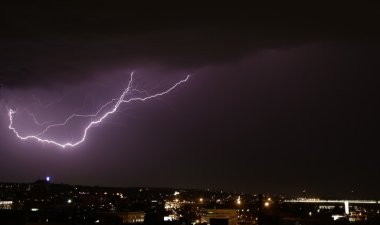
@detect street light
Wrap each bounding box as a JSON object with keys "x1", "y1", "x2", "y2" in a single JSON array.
[{"x1": 237, "y1": 196, "x2": 241, "y2": 205}]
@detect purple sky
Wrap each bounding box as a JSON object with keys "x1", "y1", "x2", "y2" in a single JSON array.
[{"x1": 0, "y1": 2, "x2": 379, "y2": 198}]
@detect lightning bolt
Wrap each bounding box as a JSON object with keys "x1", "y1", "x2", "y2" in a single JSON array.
[
  {"x1": 8, "y1": 73, "x2": 190, "y2": 148},
  {"x1": 25, "y1": 110, "x2": 52, "y2": 126}
]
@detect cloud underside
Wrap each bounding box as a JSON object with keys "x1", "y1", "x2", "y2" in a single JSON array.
[{"x1": 0, "y1": 2, "x2": 378, "y2": 88}]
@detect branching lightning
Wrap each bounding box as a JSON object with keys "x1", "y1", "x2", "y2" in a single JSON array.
[{"x1": 8, "y1": 73, "x2": 190, "y2": 148}]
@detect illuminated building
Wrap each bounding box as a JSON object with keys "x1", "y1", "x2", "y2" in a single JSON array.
[
  {"x1": 115, "y1": 211, "x2": 145, "y2": 223},
  {"x1": 0, "y1": 201, "x2": 12, "y2": 210},
  {"x1": 201, "y1": 209, "x2": 238, "y2": 225}
]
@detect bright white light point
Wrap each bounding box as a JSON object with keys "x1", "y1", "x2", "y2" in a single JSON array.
[
  {"x1": 8, "y1": 73, "x2": 190, "y2": 148},
  {"x1": 344, "y1": 201, "x2": 349, "y2": 214},
  {"x1": 67, "y1": 199, "x2": 72, "y2": 204},
  {"x1": 264, "y1": 202, "x2": 269, "y2": 207},
  {"x1": 46, "y1": 176, "x2": 50, "y2": 182},
  {"x1": 237, "y1": 196, "x2": 241, "y2": 205}
]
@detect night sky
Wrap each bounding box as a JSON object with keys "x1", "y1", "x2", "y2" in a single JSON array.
[{"x1": 0, "y1": 2, "x2": 379, "y2": 198}]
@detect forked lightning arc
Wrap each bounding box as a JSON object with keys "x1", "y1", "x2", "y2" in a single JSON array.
[{"x1": 8, "y1": 73, "x2": 190, "y2": 148}]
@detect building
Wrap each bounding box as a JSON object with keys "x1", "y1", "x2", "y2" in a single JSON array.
[
  {"x1": 0, "y1": 201, "x2": 12, "y2": 210},
  {"x1": 201, "y1": 209, "x2": 238, "y2": 225},
  {"x1": 116, "y1": 211, "x2": 145, "y2": 223}
]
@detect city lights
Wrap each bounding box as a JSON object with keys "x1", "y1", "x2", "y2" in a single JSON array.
[
  {"x1": 237, "y1": 196, "x2": 241, "y2": 205},
  {"x1": 0, "y1": 182, "x2": 378, "y2": 224}
]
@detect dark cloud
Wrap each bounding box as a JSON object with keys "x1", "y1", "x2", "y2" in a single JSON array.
[{"x1": 0, "y1": 2, "x2": 379, "y2": 88}]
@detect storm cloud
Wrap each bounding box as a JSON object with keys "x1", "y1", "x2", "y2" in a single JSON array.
[{"x1": 1, "y1": 2, "x2": 378, "y2": 88}]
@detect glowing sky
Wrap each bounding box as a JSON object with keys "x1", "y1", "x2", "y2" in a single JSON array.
[
  {"x1": 0, "y1": 2, "x2": 379, "y2": 198},
  {"x1": 7, "y1": 73, "x2": 190, "y2": 148}
]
